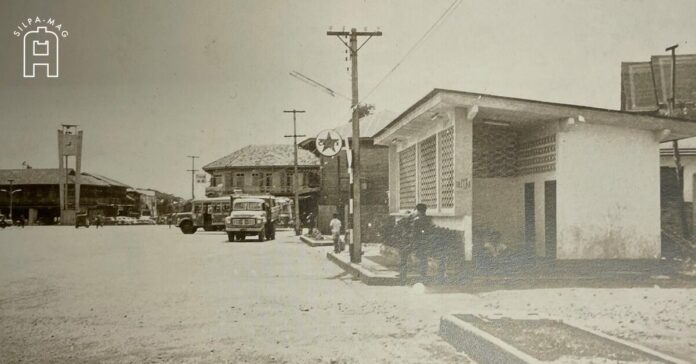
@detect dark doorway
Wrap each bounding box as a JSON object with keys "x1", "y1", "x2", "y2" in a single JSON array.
[
  {"x1": 544, "y1": 180, "x2": 557, "y2": 259},
  {"x1": 524, "y1": 183, "x2": 536, "y2": 253}
]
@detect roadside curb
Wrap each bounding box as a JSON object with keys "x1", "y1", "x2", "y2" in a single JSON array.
[
  {"x1": 439, "y1": 314, "x2": 690, "y2": 364},
  {"x1": 300, "y1": 235, "x2": 333, "y2": 247},
  {"x1": 439, "y1": 314, "x2": 540, "y2": 364},
  {"x1": 326, "y1": 251, "x2": 403, "y2": 286}
]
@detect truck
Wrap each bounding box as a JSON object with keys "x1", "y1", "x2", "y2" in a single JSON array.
[{"x1": 224, "y1": 194, "x2": 279, "y2": 242}]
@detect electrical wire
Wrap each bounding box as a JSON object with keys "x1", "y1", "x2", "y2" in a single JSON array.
[{"x1": 362, "y1": 0, "x2": 463, "y2": 102}]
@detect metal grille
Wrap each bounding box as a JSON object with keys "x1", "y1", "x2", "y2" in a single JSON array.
[
  {"x1": 418, "y1": 135, "x2": 437, "y2": 208},
  {"x1": 439, "y1": 127, "x2": 455, "y2": 209},
  {"x1": 232, "y1": 218, "x2": 257, "y2": 226},
  {"x1": 399, "y1": 145, "x2": 417, "y2": 210}
]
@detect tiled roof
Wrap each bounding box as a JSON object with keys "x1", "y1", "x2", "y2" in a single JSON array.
[
  {"x1": 0, "y1": 169, "x2": 131, "y2": 187},
  {"x1": 203, "y1": 144, "x2": 319, "y2": 171}
]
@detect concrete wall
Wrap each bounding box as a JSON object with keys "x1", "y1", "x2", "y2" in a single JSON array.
[
  {"x1": 472, "y1": 177, "x2": 524, "y2": 249},
  {"x1": 557, "y1": 123, "x2": 660, "y2": 259}
]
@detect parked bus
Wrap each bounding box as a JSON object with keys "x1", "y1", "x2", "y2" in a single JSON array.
[
  {"x1": 275, "y1": 197, "x2": 294, "y2": 228},
  {"x1": 176, "y1": 197, "x2": 231, "y2": 234}
]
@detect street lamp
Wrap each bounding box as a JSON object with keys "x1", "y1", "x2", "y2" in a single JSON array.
[{"x1": 1, "y1": 179, "x2": 22, "y2": 222}]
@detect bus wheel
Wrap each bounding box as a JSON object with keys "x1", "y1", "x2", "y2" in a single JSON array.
[
  {"x1": 227, "y1": 232, "x2": 235, "y2": 242},
  {"x1": 181, "y1": 221, "x2": 195, "y2": 234}
]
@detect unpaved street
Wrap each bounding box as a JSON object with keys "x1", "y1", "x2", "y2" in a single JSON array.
[
  {"x1": 1, "y1": 226, "x2": 695, "y2": 363},
  {"x1": 0, "y1": 226, "x2": 468, "y2": 363}
]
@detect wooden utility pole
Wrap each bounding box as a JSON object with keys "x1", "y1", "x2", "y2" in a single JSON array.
[
  {"x1": 665, "y1": 44, "x2": 689, "y2": 237},
  {"x1": 327, "y1": 28, "x2": 382, "y2": 263},
  {"x1": 186, "y1": 155, "x2": 199, "y2": 200},
  {"x1": 284, "y1": 109, "x2": 306, "y2": 236}
]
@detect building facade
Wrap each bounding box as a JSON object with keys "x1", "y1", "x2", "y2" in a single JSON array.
[
  {"x1": 202, "y1": 144, "x2": 320, "y2": 215},
  {"x1": 374, "y1": 89, "x2": 696, "y2": 263}
]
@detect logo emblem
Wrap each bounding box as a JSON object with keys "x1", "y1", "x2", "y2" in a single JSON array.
[
  {"x1": 23, "y1": 27, "x2": 59, "y2": 78},
  {"x1": 14, "y1": 17, "x2": 69, "y2": 78},
  {"x1": 315, "y1": 129, "x2": 343, "y2": 157}
]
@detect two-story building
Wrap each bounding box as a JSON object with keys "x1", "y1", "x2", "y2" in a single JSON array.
[
  {"x1": 374, "y1": 89, "x2": 696, "y2": 265},
  {"x1": 202, "y1": 144, "x2": 320, "y2": 216},
  {"x1": 299, "y1": 111, "x2": 395, "y2": 240}
]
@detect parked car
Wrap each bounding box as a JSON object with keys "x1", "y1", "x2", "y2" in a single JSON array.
[
  {"x1": 115, "y1": 216, "x2": 137, "y2": 225},
  {"x1": 102, "y1": 216, "x2": 117, "y2": 225},
  {"x1": 136, "y1": 216, "x2": 156, "y2": 225},
  {"x1": 75, "y1": 213, "x2": 90, "y2": 228},
  {"x1": 0, "y1": 214, "x2": 11, "y2": 228}
]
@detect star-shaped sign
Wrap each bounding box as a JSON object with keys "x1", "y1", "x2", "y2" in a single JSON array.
[
  {"x1": 315, "y1": 129, "x2": 343, "y2": 157},
  {"x1": 320, "y1": 132, "x2": 338, "y2": 152}
]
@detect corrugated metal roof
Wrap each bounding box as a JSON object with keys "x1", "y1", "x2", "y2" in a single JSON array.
[
  {"x1": 203, "y1": 144, "x2": 319, "y2": 171},
  {"x1": 0, "y1": 169, "x2": 130, "y2": 187}
]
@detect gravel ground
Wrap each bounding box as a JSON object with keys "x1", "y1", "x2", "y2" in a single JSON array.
[{"x1": 1, "y1": 226, "x2": 694, "y2": 363}]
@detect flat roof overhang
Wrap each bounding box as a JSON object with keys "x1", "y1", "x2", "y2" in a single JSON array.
[{"x1": 374, "y1": 89, "x2": 696, "y2": 145}]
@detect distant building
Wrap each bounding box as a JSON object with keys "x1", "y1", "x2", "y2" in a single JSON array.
[
  {"x1": 374, "y1": 89, "x2": 696, "y2": 262},
  {"x1": 0, "y1": 168, "x2": 133, "y2": 224},
  {"x1": 202, "y1": 144, "x2": 320, "y2": 215},
  {"x1": 299, "y1": 111, "x2": 395, "y2": 239}
]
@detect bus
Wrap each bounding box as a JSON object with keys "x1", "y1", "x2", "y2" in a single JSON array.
[{"x1": 176, "y1": 197, "x2": 231, "y2": 234}]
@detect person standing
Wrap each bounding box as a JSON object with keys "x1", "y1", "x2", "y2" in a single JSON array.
[
  {"x1": 329, "y1": 213, "x2": 343, "y2": 253},
  {"x1": 412, "y1": 203, "x2": 431, "y2": 281}
]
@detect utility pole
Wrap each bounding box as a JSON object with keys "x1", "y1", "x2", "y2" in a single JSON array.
[
  {"x1": 327, "y1": 27, "x2": 382, "y2": 263},
  {"x1": 284, "y1": 109, "x2": 306, "y2": 236},
  {"x1": 665, "y1": 44, "x2": 689, "y2": 237},
  {"x1": 186, "y1": 155, "x2": 199, "y2": 200}
]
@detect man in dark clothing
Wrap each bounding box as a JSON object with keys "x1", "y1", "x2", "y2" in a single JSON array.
[
  {"x1": 412, "y1": 203, "x2": 431, "y2": 281},
  {"x1": 398, "y1": 212, "x2": 415, "y2": 285}
]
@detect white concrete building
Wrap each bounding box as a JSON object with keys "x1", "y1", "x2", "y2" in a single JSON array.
[{"x1": 374, "y1": 89, "x2": 696, "y2": 263}]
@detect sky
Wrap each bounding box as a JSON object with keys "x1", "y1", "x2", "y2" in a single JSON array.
[{"x1": 1, "y1": 0, "x2": 695, "y2": 198}]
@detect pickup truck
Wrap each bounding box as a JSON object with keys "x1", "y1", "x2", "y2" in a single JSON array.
[{"x1": 224, "y1": 195, "x2": 279, "y2": 242}]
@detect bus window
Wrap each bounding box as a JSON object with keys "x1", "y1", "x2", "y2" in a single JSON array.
[
  {"x1": 222, "y1": 203, "x2": 231, "y2": 213},
  {"x1": 181, "y1": 201, "x2": 192, "y2": 212},
  {"x1": 213, "y1": 204, "x2": 221, "y2": 213}
]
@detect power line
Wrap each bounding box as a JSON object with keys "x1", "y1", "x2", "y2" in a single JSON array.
[
  {"x1": 362, "y1": 0, "x2": 463, "y2": 102},
  {"x1": 289, "y1": 71, "x2": 351, "y2": 101}
]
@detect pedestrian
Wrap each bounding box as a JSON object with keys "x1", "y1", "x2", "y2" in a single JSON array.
[
  {"x1": 398, "y1": 211, "x2": 415, "y2": 285},
  {"x1": 94, "y1": 215, "x2": 102, "y2": 228},
  {"x1": 330, "y1": 213, "x2": 343, "y2": 253},
  {"x1": 168, "y1": 213, "x2": 173, "y2": 228},
  {"x1": 412, "y1": 203, "x2": 432, "y2": 281},
  {"x1": 18, "y1": 214, "x2": 25, "y2": 228}
]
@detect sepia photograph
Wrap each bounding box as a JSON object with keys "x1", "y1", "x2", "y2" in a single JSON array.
[{"x1": 1, "y1": 0, "x2": 695, "y2": 363}]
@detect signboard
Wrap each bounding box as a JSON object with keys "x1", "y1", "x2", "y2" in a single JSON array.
[
  {"x1": 315, "y1": 129, "x2": 343, "y2": 157},
  {"x1": 195, "y1": 173, "x2": 207, "y2": 184},
  {"x1": 621, "y1": 54, "x2": 696, "y2": 120}
]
